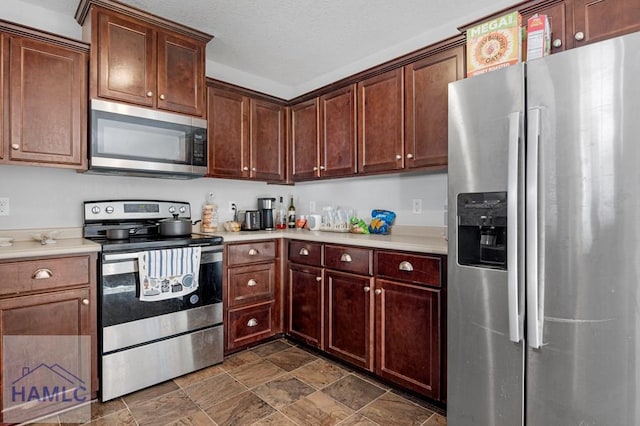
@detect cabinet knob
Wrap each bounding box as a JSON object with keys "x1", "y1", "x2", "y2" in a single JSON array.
[
  {"x1": 252, "y1": 167, "x2": 256, "y2": 172},
  {"x1": 406, "y1": 153, "x2": 414, "y2": 159},
  {"x1": 340, "y1": 253, "x2": 352, "y2": 263},
  {"x1": 159, "y1": 94, "x2": 166, "y2": 100},
  {"x1": 319, "y1": 165, "x2": 326, "y2": 171},
  {"x1": 574, "y1": 31, "x2": 585, "y2": 41},
  {"x1": 81, "y1": 299, "x2": 90, "y2": 306},
  {"x1": 374, "y1": 289, "x2": 382, "y2": 295},
  {"x1": 32, "y1": 268, "x2": 53, "y2": 279},
  {"x1": 299, "y1": 248, "x2": 310, "y2": 256},
  {"x1": 363, "y1": 286, "x2": 371, "y2": 293},
  {"x1": 11, "y1": 144, "x2": 19, "y2": 150},
  {"x1": 248, "y1": 248, "x2": 259, "y2": 256},
  {"x1": 243, "y1": 166, "x2": 249, "y2": 171},
  {"x1": 395, "y1": 154, "x2": 402, "y2": 160},
  {"x1": 247, "y1": 318, "x2": 258, "y2": 327},
  {"x1": 316, "y1": 276, "x2": 322, "y2": 282},
  {"x1": 146, "y1": 91, "x2": 153, "y2": 97},
  {"x1": 552, "y1": 38, "x2": 562, "y2": 48},
  {"x1": 247, "y1": 279, "x2": 258, "y2": 287},
  {"x1": 313, "y1": 166, "x2": 318, "y2": 171},
  {"x1": 399, "y1": 261, "x2": 414, "y2": 272}
]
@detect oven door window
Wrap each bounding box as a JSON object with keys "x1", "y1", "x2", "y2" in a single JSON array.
[{"x1": 101, "y1": 255, "x2": 222, "y2": 328}]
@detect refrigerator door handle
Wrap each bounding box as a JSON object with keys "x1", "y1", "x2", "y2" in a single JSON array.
[
  {"x1": 526, "y1": 107, "x2": 543, "y2": 349},
  {"x1": 507, "y1": 111, "x2": 522, "y2": 343}
]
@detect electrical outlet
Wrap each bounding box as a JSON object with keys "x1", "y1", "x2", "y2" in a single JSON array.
[
  {"x1": 228, "y1": 201, "x2": 237, "y2": 214},
  {"x1": 412, "y1": 198, "x2": 422, "y2": 214},
  {"x1": 0, "y1": 198, "x2": 8, "y2": 216},
  {"x1": 309, "y1": 201, "x2": 316, "y2": 213}
]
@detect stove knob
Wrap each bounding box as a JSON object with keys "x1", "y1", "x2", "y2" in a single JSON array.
[
  {"x1": 179, "y1": 206, "x2": 186, "y2": 213},
  {"x1": 91, "y1": 206, "x2": 101, "y2": 215},
  {"x1": 105, "y1": 206, "x2": 114, "y2": 214},
  {"x1": 168, "y1": 206, "x2": 176, "y2": 214}
]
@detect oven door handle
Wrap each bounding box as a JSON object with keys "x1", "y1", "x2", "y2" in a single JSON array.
[{"x1": 102, "y1": 246, "x2": 222, "y2": 262}]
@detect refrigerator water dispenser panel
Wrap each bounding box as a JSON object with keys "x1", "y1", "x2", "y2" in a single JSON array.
[{"x1": 457, "y1": 192, "x2": 507, "y2": 269}]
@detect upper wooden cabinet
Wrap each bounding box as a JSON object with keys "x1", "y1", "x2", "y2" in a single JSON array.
[
  {"x1": 405, "y1": 44, "x2": 464, "y2": 170},
  {"x1": 357, "y1": 68, "x2": 405, "y2": 174},
  {"x1": 76, "y1": 0, "x2": 212, "y2": 117},
  {"x1": 462, "y1": 0, "x2": 640, "y2": 55},
  {"x1": 291, "y1": 85, "x2": 357, "y2": 181},
  {"x1": 1, "y1": 21, "x2": 89, "y2": 169},
  {"x1": 207, "y1": 83, "x2": 286, "y2": 182}
]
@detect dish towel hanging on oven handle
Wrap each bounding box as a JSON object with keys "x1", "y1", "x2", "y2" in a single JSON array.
[{"x1": 138, "y1": 247, "x2": 201, "y2": 302}]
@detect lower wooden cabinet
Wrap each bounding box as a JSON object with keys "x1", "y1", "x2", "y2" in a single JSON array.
[
  {"x1": 325, "y1": 270, "x2": 374, "y2": 371},
  {"x1": 286, "y1": 240, "x2": 446, "y2": 402},
  {"x1": 0, "y1": 253, "x2": 97, "y2": 422},
  {"x1": 375, "y1": 278, "x2": 441, "y2": 400},
  {"x1": 224, "y1": 240, "x2": 281, "y2": 353},
  {"x1": 287, "y1": 263, "x2": 323, "y2": 348}
]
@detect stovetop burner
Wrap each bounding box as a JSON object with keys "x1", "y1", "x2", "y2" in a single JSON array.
[{"x1": 83, "y1": 199, "x2": 223, "y2": 252}]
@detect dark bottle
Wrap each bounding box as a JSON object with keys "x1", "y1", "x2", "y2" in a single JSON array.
[{"x1": 287, "y1": 196, "x2": 296, "y2": 228}]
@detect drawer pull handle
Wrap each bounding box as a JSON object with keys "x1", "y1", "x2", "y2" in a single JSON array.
[
  {"x1": 363, "y1": 286, "x2": 371, "y2": 293},
  {"x1": 247, "y1": 318, "x2": 258, "y2": 327},
  {"x1": 248, "y1": 248, "x2": 259, "y2": 256},
  {"x1": 247, "y1": 279, "x2": 258, "y2": 287},
  {"x1": 375, "y1": 289, "x2": 382, "y2": 295},
  {"x1": 32, "y1": 268, "x2": 53, "y2": 279},
  {"x1": 340, "y1": 253, "x2": 352, "y2": 263},
  {"x1": 12, "y1": 144, "x2": 20, "y2": 150},
  {"x1": 81, "y1": 299, "x2": 90, "y2": 306},
  {"x1": 399, "y1": 261, "x2": 414, "y2": 272},
  {"x1": 316, "y1": 276, "x2": 322, "y2": 282},
  {"x1": 299, "y1": 248, "x2": 310, "y2": 256}
]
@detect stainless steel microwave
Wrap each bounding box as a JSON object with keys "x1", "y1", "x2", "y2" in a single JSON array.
[{"x1": 88, "y1": 99, "x2": 207, "y2": 179}]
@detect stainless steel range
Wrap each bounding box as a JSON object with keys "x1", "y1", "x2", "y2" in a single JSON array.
[{"x1": 83, "y1": 200, "x2": 224, "y2": 401}]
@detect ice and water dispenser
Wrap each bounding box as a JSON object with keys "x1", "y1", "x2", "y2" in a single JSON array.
[{"x1": 457, "y1": 192, "x2": 507, "y2": 269}]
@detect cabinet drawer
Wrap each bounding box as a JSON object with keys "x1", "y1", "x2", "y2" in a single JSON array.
[
  {"x1": 288, "y1": 240, "x2": 322, "y2": 266},
  {"x1": 227, "y1": 301, "x2": 275, "y2": 348},
  {"x1": 228, "y1": 263, "x2": 275, "y2": 307},
  {"x1": 0, "y1": 255, "x2": 91, "y2": 296},
  {"x1": 376, "y1": 251, "x2": 442, "y2": 287},
  {"x1": 227, "y1": 241, "x2": 276, "y2": 266},
  {"x1": 325, "y1": 245, "x2": 372, "y2": 275}
]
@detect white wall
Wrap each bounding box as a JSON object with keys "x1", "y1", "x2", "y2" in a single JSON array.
[{"x1": 0, "y1": 165, "x2": 447, "y2": 230}]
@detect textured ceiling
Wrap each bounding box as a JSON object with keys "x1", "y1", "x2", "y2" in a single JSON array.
[{"x1": 18, "y1": 0, "x2": 518, "y2": 98}]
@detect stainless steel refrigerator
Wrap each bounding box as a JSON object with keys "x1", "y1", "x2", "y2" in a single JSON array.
[{"x1": 447, "y1": 31, "x2": 640, "y2": 425}]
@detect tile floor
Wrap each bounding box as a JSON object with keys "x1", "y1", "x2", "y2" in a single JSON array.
[{"x1": 32, "y1": 339, "x2": 447, "y2": 426}]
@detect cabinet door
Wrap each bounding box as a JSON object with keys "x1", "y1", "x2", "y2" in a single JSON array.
[
  {"x1": 207, "y1": 87, "x2": 249, "y2": 178},
  {"x1": 250, "y1": 99, "x2": 286, "y2": 182},
  {"x1": 325, "y1": 270, "x2": 374, "y2": 371},
  {"x1": 157, "y1": 31, "x2": 205, "y2": 116},
  {"x1": 357, "y1": 69, "x2": 404, "y2": 174},
  {"x1": 291, "y1": 98, "x2": 320, "y2": 181},
  {"x1": 405, "y1": 46, "x2": 463, "y2": 169},
  {"x1": 9, "y1": 37, "x2": 86, "y2": 166},
  {"x1": 573, "y1": 0, "x2": 640, "y2": 46},
  {"x1": 375, "y1": 279, "x2": 441, "y2": 400},
  {"x1": 96, "y1": 11, "x2": 155, "y2": 107},
  {"x1": 0, "y1": 34, "x2": 5, "y2": 162},
  {"x1": 0, "y1": 287, "x2": 94, "y2": 420},
  {"x1": 320, "y1": 84, "x2": 357, "y2": 178},
  {"x1": 521, "y1": 0, "x2": 573, "y2": 53},
  {"x1": 288, "y1": 263, "x2": 323, "y2": 348}
]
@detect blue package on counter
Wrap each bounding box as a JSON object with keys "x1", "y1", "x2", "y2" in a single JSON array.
[{"x1": 368, "y1": 209, "x2": 396, "y2": 234}]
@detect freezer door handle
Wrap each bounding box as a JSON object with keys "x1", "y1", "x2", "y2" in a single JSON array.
[
  {"x1": 507, "y1": 111, "x2": 522, "y2": 343},
  {"x1": 526, "y1": 107, "x2": 543, "y2": 349}
]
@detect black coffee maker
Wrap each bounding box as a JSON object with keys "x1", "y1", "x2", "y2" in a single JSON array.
[{"x1": 258, "y1": 197, "x2": 276, "y2": 230}]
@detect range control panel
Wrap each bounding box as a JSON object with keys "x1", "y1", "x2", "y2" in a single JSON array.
[{"x1": 84, "y1": 200, "x2": 191, "y2": 222}]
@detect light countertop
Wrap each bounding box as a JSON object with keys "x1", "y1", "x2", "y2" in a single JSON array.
[{"x1": 0, "y1": 226, "x2": 447, "y2": 260}]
